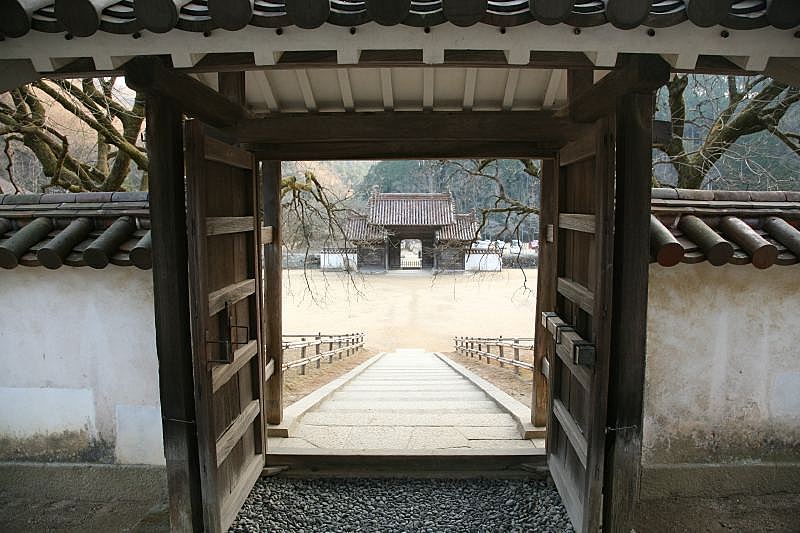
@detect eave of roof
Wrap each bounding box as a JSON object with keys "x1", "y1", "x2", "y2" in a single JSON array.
[
  {"x1": 650, "y1": 188, "x2": 800, "y2": 269},
  {"x1": 0, "y1": 192, "x2": 152, "y2": 270}
]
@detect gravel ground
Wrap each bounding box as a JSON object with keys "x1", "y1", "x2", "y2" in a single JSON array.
[{"x1": 231, "y1": 477, "x2": 573, "y2": 533}]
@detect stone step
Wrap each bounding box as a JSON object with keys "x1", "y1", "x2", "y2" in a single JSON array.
[
  {"x1": 331, "y1": 391, "x2": 489, "y2": 401},
  {"x1": 316, "y1": 400, "x2": 501, "y2": 411},
  {"x1": 300, "y1": 412, "x2": 517, "y2": 427}
]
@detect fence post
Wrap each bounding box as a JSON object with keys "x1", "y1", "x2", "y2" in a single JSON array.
[
  {"x1": 486, "y1": 341, "x2": 491, "y2": 364},
  {"x1": 329, "y1": 338, "x2": 334, "y2": 363},
  {"x1": 513, "y1": 339, "x2": 520, "y2": 375},
  {"x1": 477, "y1": 342, "x2": 482, "y2": 361},
  {"x1": 498, "y1": 336, "x2": 504, "y2": 368},
  {"x1": 315, "y1": 332, "x2": 321, "y2": 369},
  {"x1": 300, "y1": 338, "x2": 307, "y2": 375},
  {"x1": 470, "y1": 338, "x2": 475, "y2": 357},
  {"x1": 338, "y1": 337, "x2": 343, "y2": 359}
]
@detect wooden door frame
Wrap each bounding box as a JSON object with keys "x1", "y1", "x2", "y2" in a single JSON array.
[{"x1": 136, "y1": 55, "x2": 662, "y2": 533}]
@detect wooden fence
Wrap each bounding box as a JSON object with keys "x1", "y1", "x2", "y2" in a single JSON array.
[
  {"x1": 452, "y1": 336, "x2": 536, "y2": 374},
  {"x1": 282, "y1": 332, "x2": 365, "y2": 374}
]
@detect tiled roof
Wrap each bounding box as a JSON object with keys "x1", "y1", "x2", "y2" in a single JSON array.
[
  {"x1": 0, "y1": 192, "x2": 151, "y2": 270},
  {"x1": 344, "y1": 215, "x2": 389, "y2": 243},
  {"x1": 368, "y1": 192, "x2": 455, "y2": 226},
  {"x1": 436, "y1": 213, "x2": 480, "y2": 242},
  {"x1": 6, "y1": 0, "x2": 795, "y2": 38},
  {"x1": 650, "y1": 188, "x2": 800, "y2": 269}
]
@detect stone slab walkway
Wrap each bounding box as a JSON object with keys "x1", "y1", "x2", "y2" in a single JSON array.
[{"x1": 270, "y1": 349, "x2": 544, "y2": 451}]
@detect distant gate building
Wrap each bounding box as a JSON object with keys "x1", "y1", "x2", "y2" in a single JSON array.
[{"x1": 345, "y1": 190, "x2": 479, "y2": 271}]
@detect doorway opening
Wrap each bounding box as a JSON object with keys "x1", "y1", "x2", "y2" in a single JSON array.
[{"x1": 399, "y1": 238, "x2": 422, "y2": 269}]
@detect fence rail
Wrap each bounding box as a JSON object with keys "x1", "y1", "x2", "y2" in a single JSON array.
[
  {"x1": 282, "y1": 332, "x2": 365, "y2": 374},
  {"x1": 453, "y1": 335, "x2": 535, "y2": 373}
]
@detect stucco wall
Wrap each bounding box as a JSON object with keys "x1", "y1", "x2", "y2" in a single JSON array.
[
  {"x1": 644, "y1": 263, "x2": 800, "y2": 465},
  {"x1": 0, "y1": 267, "x2": 164, "y2": 465}
]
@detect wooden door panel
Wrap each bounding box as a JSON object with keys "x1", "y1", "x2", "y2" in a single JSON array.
[
  {"x1": 544, "y1": 118, "x2": 615, "y2": 533},
  {"x1": 185, "y1": 120, "x2": 266, "y2": 533}
]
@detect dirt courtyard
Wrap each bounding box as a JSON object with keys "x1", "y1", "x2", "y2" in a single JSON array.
[{"x1": 282, "y1": 268, "x2": 538, "y2": 353}]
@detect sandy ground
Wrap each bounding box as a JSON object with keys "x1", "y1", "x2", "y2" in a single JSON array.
[{"x1": 282, "y1": 269, "x2": 538, "y2": 353}]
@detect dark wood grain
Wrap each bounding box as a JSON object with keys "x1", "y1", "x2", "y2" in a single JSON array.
[
  {"x1": 604, "y1": 91, "x2": 653, "y2": 532},
  {"x1": 146, "y1": 95, "x2": 204, "y2": 533},
  {"x1": 262, "y1": 160, "x2": 283, "y2": 425},
  {"x1": 569, "y1": 54, "x2": 670, "y2": 123},
  {"x1": 125, "y1": 56, "x2": 250, "y2": 129}
]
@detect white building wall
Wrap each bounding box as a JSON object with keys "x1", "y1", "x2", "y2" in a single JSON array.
[
  {"x1": 465, "y1": 252, "x2": 502, "y2": 272},
  {"x1": 644, "y1": 263, "x2": 800, "y2": 465},
  {"x1": 0, "y1": 267, "x2": 163, "y2": 465},
  {"x1": 320, "y1": 251, "x2": 357, "y2": 271}
]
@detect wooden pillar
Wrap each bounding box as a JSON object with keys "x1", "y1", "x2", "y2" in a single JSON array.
[
  {"x1": 603, "y1": 91, "x2": 654, "y2": 531},
  {"x1": 146, "y1": 94, "x2": 204, "y2": 532},
  {"x1": 531, "y1": 157, "x2": 558, "y2": 428},
  {"x1": 262, "y1": 160, "x2": 283, "y2": 425}
]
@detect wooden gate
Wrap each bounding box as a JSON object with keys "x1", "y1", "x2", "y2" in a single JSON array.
[
  {"x1": 540, "y1": 118, "x2": 615, "y2": 533},
  {"x1": 185, "y1": 120, "x2": 266, "y2": 533}
]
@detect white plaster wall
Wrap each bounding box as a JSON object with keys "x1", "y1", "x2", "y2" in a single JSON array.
[
  {"x1": 465, "y1": 252, "x2": 502, "y2": 272},
  {"x1": 0, "y1": 267, "x2": 164, "y2": 465},
  {"x1": 321, "y1": 252, "x2": 357, "y2": 271},
  {"x1": 644, "y1": 263, "x2": 800, "y2": 465}
]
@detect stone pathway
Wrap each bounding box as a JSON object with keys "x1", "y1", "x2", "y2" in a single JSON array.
[{"x1": 270, "y1": 349, "x2": 543, "y2": 451}]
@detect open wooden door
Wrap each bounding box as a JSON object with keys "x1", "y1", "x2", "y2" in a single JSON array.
[
  {"x1": 184, "y1": 120, "x2": 266, "y2": 533},
  {"x1": 540, "y1": 118, "x2": 615, "y2": 533}
]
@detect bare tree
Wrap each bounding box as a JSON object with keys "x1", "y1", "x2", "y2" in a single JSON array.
[
  {"x1": 0, "y1": 78, "x2": 147, "y2": 193},
  {"x1": 657, "y1": 75, "x2": 800, "y2": 190}
]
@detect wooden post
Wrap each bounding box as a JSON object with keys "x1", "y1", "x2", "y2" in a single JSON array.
[
  {"x1": 146, "y1": 93, "x2": 204, "y2": 532},
  {"x1": 498, "y1": 337, "x2": 505, "y2": 368},
  {"x1": 486, "y1": 342, "x2": 491, "y2": 364},
  {"x1": 603, "y1": 90, "x2": 654, "y2": 531},
  {"x1": 328, "y1": 339, "x2": 334, "y2": 363},
  {"x1": 531, "y1": 156, "x2": 559, "y2": 427},
  {"x1": 315, "y1": 333, "x2": 321, "y2": 369},
  {"x1": 513, "y1": 339, "x2": 520, "y2": 375},
  {"x1": 299, "y1": 339, "x2": 306, "y2": 375},
  {"x1": 262, "y1": 160, "x2": 283, "y2": 425},
  {"x1": 338, "y1": 338, "x2": 343, "y2": 359}
]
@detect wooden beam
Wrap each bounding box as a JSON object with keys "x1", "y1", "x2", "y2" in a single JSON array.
[
  {"x1": 502, "y1": 69, "x2": 520, "y2": 111},
  {"x1": 217, "y1": 70, "x2": 246, "y2": 107},
  {"x1": 543, "y1": 69, "x2": 563, "y2": 109},
  {"x1": 380, "y1": 68, "x2": 394, "y2": 111},
  {"x1": 262, "y1": 160, "x2": 283, "y2": 425},
  {"x1": 233, "y1": 111, "x2": 589, "y2": 145},
  {"x1": 124, "y1": 56, "x2": 250, "y2": 128},
  {"x1": 146, "y1": 92, "x2": 204, "y2": 532},
  {"x1": 255, "y1": 71, "x2": 280, "y2": 113},
  {"x1": 337, "y1": 69, "x2": 355, "y2": 112},
  {"x1": 532, "y1": 157, "x2": 558, "y2": 428},
  {"x1": 462, "y1": 67, "x2": 478, "y2": 111},
  {"x1": 569, "y1": 54, "x2": 670, "y2": 122},
  {"x1": 603, "y1": 91, "x2": 653, "y2": 532},
  {"x1": 296, "y1": 69, "x2": 318, "y2": 113},
  {"x1": 250, "y1": 140, "x2": 560, "y2": 161}
]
